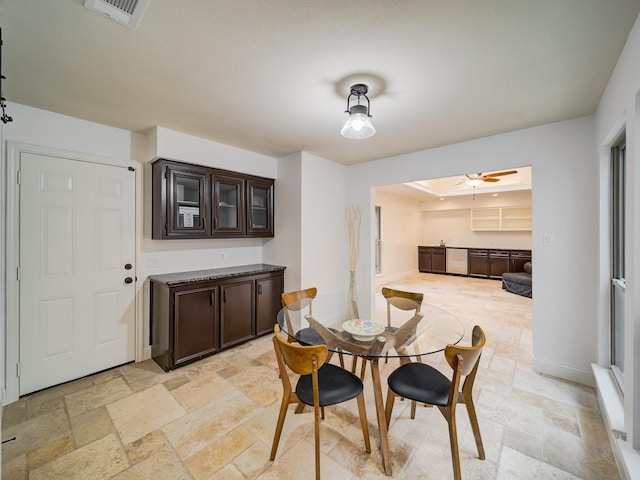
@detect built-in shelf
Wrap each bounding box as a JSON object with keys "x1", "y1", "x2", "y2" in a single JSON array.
[{"x1": 470, "y1": 206, "x2": 532, "y2": 231}]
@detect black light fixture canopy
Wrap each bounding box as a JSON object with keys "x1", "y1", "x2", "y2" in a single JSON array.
[
  {"x1": 0, "y1": 28, "x2": 13, "y2": 124},
  {"x1": 341, "y1": 83, "x2": 374, "y2": 139}
]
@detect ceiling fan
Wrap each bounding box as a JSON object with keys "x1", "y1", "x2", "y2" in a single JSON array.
[{"x1": 461, "y1": 170, "x2": 518, "y2": 187}]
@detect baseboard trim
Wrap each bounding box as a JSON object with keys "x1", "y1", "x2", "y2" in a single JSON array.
[
  {"x1": 531, "y1": 356, "x2": 595, "y2": 387},
  {"x1": 375, "y1": 269, "x2": 419, "y2": 287}
]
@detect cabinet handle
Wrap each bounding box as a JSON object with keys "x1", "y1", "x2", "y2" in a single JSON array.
[
  {"x1": 258, "y1": 284, "x2": 262, "y2": 295},
  {"x1": 214, "y1": 217, "x2": 217, "y2": 229},
  {"x1": 210, "y1": 291, "x2": 215, "y2": 305},
  {"x1": 223, "y1": 289, "x2": 227, "y2": 302}
]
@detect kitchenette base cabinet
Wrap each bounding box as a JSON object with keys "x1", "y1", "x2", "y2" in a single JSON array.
[
  {"x1": 150, "y1": 265, "x2": 285, "y2": 371},
  {"x1": 220, "y1": 279, "x2": 255, "y2": 349},
  {"x1": 488, "y1": 250, "x2": 510, "y2": 278},
  {"x1": 468, "y1": 249, "x2": 489, "y2": 277},
  {"x1": 174, "y1": 286, "x2": 219, "y2": 366},
  {"x1": 418, "y1": 246, "x2": 446, "y2": 273},
  {"x1": 255, "y1": 273, "x2": 285, "y2": 336}
]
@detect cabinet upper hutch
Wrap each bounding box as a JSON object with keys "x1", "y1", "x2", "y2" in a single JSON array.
[{"x1": 152, "y1": 159, "x2": 274, "y2": 239}]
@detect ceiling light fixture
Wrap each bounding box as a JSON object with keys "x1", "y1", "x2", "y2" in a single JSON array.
[
  {"x1": 341, "y1": 83, "x2": 375, "y2": 139},
  {"x1": 465, "y1": 179, "x2": 483, "y2": 187}
]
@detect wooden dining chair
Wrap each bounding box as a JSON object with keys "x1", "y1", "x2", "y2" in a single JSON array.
[
  {"x1": 270, "y1": 324, "x2": 371, "y2": 480},
  {"x1": 382, "y1": 287, "x2": 423, "y2": 361},
  {"x1": 352, "y1": 287, "x2": 423, "y2": 379},
  {"x1": 384, "y1": 325, "x2": 486, "y2": 480},
  {"x1": 281, "y1": 288, "x2": 344, "y2": 368}
]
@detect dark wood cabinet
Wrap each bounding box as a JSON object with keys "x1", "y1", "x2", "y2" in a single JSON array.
[
  {"x1": 468, "y1": 249, "x2": 488, "y2": 277},
  {"x1": 213, "y1": 174, "x2": 245, "y2": 236},
  {"x1": 488, "y1": 250, "x2": 510, "y2": 278},
  {"x1": 418, "y1": 247, "x2": 446, "y2": 273},
  {"x1": 255, "y1": 273, "x2": 284, "y2": 336},
  {"x1": 468, "y1": 249, "x2": 530, "y2": 278},
  {"x1": 174, "y1": 286, "x2": 219, "y2": 365},
  {"x1": 152, "y1": 161, "x2": 211, "y2": 239},
  {"x1": 150, "y1": 264, "x2": 285, "y2": 371},
  {"x1": 247, "y1": 178, "x2": 274, "y2": 237},
  {"x1": 152, "y1": 158, "x2": 274, "y2": 239},
  {"x1": 220, "y1": 279, "x2": 254, "y2": 348},
  {"x1": 510, "y1": 250, "x2": 532, "y2": 272}
]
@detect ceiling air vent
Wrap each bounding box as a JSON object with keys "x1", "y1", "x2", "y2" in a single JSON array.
[{"x1": 84, "y1": 0, "x2": 149, "y2": 30}]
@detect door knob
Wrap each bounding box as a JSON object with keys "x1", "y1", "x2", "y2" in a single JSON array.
[
  {"x1": 124, "y1": 263, "x2": 133, "y2": 270},
  {"x1": 124, "y1": 277, "x2": 133, "y2": 284}
]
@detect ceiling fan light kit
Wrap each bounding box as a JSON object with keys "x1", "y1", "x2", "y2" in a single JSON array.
[
  {"x1": 341, "y1": 83, "x2": 375, "y2": 139},
  {"x1": 464, "y1": 170, "x2": 518, "y2": 188},
  {"x1": 465, "y1": 178, "x2": 483, "y2": 187}
]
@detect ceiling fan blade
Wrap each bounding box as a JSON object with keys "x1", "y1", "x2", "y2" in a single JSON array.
[
  {"x1": 483, "y1": 170, "x2": 518, "y2": 178},
  {"x1": 483, "y1": 177, "x2": 500, "y2": 182}
]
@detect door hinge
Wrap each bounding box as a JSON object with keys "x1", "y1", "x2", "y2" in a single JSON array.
[
  {"x1": 16, "y1": 363, "x2": 20, "y2": 378},
  {"x1": 16, "y1": 266, "x2": 20, "y2": 281},
  {"x1": 16, "y1": 170, "x2": 21, "y2": 185},
  {"x1": 128, "y1": 166, "x2": 135, "y2": 172}
]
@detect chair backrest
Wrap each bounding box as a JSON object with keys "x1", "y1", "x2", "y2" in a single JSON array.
[
  {"x1": 281, "y1": 287, "x2": 317, "y2": 311},
  {"x1": 281, "y1": 288, "x2": 317, "y2": 334},
  {"x1": 382, "y1": 287, "x2": 423, "y2": 326},
  {"x1": 444, "y1": 325, "x2": 486, "y2": 376},
  {"x1": 273, "y1": 324, "x2": 328, "y2": 376}
]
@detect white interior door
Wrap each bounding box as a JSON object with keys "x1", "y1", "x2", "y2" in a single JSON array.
[{"x1": 19, "y1": 152, "x2": 136, "y2": 395}]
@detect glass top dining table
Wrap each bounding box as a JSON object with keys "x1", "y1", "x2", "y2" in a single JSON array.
[{"x1": 276, "y1": 292, "x2": 464, "y2": 476}]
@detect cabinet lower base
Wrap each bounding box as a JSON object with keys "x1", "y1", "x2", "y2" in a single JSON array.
[{"x1": 152, "y1": 329, "x2": 272, "y2": 372}]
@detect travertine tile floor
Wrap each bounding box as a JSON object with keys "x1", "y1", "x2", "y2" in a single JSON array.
[{"x1": 2, "y1": 273, "x2": 619, "y2": 479}]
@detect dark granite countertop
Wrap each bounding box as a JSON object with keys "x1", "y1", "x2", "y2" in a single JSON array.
[{"x1": 148, "y1": 263, "x2": 286, "y2": 286}]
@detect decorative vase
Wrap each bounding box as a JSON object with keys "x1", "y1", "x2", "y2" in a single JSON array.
[{"x1": 348, "y1": 270, "x2": 358, "y2": 319}]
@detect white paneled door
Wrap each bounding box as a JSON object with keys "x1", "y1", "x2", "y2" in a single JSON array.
[{"x1": 19, "y1": 152, "x2": 136, "y2": 395}]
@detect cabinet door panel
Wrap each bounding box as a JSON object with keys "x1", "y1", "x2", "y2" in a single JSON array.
[
  {"x1": 489, "y1": 255, "x2": 510, "y2": 278},
  {"x1": 468, "y1": 250, "x2": 488, "y2": 277},
  {"x1": 432, "y1": 249, "x2": 446, "y2": 273},
  {"x1": 247, "y1": 179, "x2": 274, "y2": 236},
  {"x1": 153, "y1": 161, "x2": 211, "y2": 239},
  {"x1": 256, "y1": 275, "x2": 283, "y2": 336},
  {"x1": 213, "y1": 175, "x2": 245, "y2": 236},
  {"x1": 510, "y1": 251, "x2": 532, "y2": 272},
  {"x1": 174, "y1": 287, "x2": 218, "y2": 365},
  {"x1": 418, "y1": 248, "x2": 431, "y2": 272},
  {"x1": 220, "y1": 280, "x2": 255, "y2": 348}
]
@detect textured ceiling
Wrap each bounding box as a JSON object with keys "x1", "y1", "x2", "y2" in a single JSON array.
[{"x1": 2, "y1": 1, "x2": 639, "y2": 165}]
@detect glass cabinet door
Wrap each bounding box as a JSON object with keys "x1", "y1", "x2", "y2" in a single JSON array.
[
  {"x1": 165, "y1": 165, "x2": 210, "y2": 238},
  {"x1": 213, "y1": 175, "x2": 245, "y2": 235},
  {"x1": 247, "y1": 179, "x2": 273, "y2": 236}
]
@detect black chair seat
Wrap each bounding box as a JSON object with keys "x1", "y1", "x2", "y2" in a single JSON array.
[
  {"x1": 296, "y1": 327, "x2": 339, "y2": 346},
  {"x1": 387, "y1": 362, "x2": 450, "y2": 407},
  {"x1": 296, "y1": 364, "x2": 364, "y2": 407}
]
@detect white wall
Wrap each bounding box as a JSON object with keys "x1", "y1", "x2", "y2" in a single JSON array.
[
  {"x1": 594, "y1": 12, "x2": 640, "y2": 460},
  {"x1": 299, "y1": 152, "x2": 349, "y2": 294},
  {"x1": 139, "y1": 127, "x2": 279, "y2": 355},
  {"x1": 373, "y1": 190, "x2": 422, "y2": 285},
  {"x1": 420, "y1": 209, "x2": 532, "y2": 250},
  {"x1": 347, "y1": 116, "x2": 597, "y2": 386},
  {"x1": 1, "y1": 102, "x2": 144, "y2": 404},
  {"x1": 263, "y1": 152, "x2": 302, "y2": 292},
  {"x1": 141, "y1": 126, "x2": 277, "y2": 273}
]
